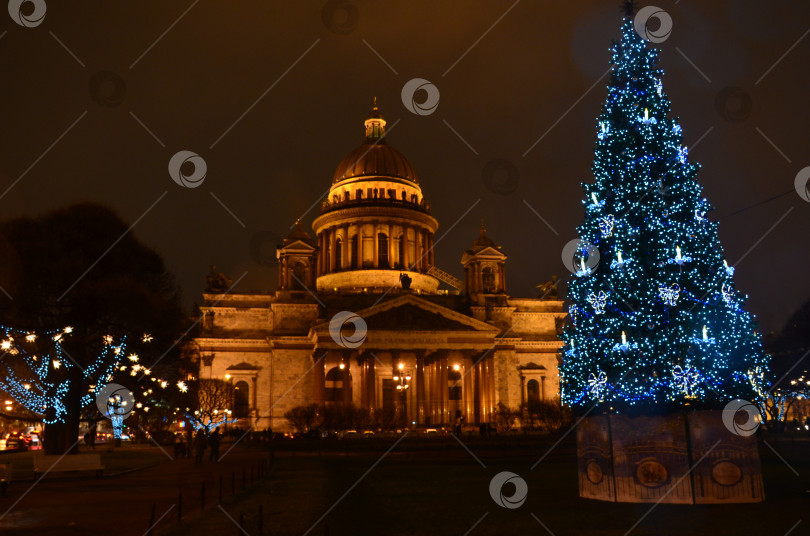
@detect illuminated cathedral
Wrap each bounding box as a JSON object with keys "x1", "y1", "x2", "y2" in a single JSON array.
[{"x1": 193, "y1": 101, "x2": 565, "y2": 431}]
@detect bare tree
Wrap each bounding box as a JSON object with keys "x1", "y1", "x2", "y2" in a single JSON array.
[{"x1": 185, "y1": 379, "x2": 235, "y2": 433}]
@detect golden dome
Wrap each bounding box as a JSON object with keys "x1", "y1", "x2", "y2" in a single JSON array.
[
  {"x1": 331, "y1": 144, "x2": 419, "y2": 185},
  {"x1": 331, "y1": 99, "x2": 419, "y2": 185}
]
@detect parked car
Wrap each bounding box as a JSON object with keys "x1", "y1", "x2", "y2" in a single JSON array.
[{"x1": 4, "y1": 432, "x2": 28, "y2": 451}]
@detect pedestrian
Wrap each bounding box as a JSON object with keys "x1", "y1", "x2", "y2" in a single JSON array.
[
  {"x1": 174, "y1": 433, "x2": 187, "y2": 459},
  {"x1": 208, "y1": 427, "x2": 222, "y2": 462},
  {"x1": 88, "y1": 423, "x2": 97, "y2": 449},
  {"x1": 193, "y1": 429, "x2": 206, "y2": 464}
]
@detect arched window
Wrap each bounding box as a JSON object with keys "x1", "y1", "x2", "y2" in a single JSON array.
[
  {"x1": 482, "y1": 267, "x2": 495, "y2": 293},
  {"x1": 292, "y1": 262, "x2": 306, "y2": 289},
  {"x1": 335, "y1": 239, "x2": 342, "y2": 270},
  {"x1": 378, "y1": 233, "x2": 389, "y2": 268},
  {"x1": 350, "y1": 234, "x2": 358, "y2": 269},
  {"x1": 325, "y1": 366, "x2": 346, "y2": 402},
  {"x1": 233, "y1": 380, "x2": 250, "y2": 418},
  {"x1": 527, "y1": 379, "x2": 540, "y2": 406}
]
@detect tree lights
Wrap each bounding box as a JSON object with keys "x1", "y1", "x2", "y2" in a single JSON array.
[
  {"x1": 0, "y1": 325, "x2": 126, "y2": 424},
  {"x1": 559, "y1": 17, "x2": 766, "y2": 412}
]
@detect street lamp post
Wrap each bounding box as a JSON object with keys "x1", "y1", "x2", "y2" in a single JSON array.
[{"x1": 393, "y1": 363, "x2": 411, "y2": 429}]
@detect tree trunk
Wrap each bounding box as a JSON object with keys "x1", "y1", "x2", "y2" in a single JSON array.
[{"x1": 43, "y1": 363, "x2": 83, "y2": 455}]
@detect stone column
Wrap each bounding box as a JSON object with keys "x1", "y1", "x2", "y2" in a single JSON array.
[
  {"x1": 343, "y1": 224, "x2": 350, "y2": 269},
  {"x1": 329, "y1": 228, "x2": 336, "y2": 273},
  {"x1": 351, "y1": 351, "x2": 362, "y2": 406},
  {"x1": 402, "y1": 227, "x2": 409, "y2": 270},
  {"x1": 439, "y1": 351, "x2": 449, "y2": 425},
  {"x1": 392, "y1": 227, "x2": 400, "y2": 268},
  {"x1": 462, "y1": 351, "x2": 474, "y2": 424},
  {"x1": 415, "y1": 228, "x2": 423, "y2": 271},
  {"x1": 362, "y1": 352, "x2": 376, "y2": 414},
  {"x1": 415, "y1": 350, "x2": 426, "y2": 425},
  {"x1": 341, "y1": 349, "x2": 352, "y2": 404},
  {"x1": 360, "y1": 355, "x2": 368, "y2": 408},
  {"x1": 472, "y1": 356, "x2": 481, "y2": 424},
  {"x1": 372, "y1": 222, "x2": 379, "y2": 268},
  {"x1": 484, "y1": 355, "x2": 495, "y2": 422},
  {"x1": 358, "y1": 223, "x2": 365, "y2": 268}
]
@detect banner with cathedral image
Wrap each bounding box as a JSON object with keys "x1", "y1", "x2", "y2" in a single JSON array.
[
  {"x1": 688, "y1": 410, "x2": 765, "y2": 503},
  {"x1": 576, "y1": 415, "x2": 615, "y2": 501},
  {"x1": 609, "y1": 413, "x2": 693, "y2": 503},
  {"x1": 577, "y1": 410, "x2": 764, "y2": 504}
]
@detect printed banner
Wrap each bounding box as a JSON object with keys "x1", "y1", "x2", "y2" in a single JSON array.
[
  {"x1": 609, "y1": 413, "x2": 693, "y2": 504},
  {"x1": 576, "y1": 415, "x2": 614, "y2": 501},
  {"x1": 688, "y1": 410, "x2": 765, "y2": 504}
]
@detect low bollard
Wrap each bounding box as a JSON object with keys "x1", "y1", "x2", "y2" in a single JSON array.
[
  {"x1": 147, "y1": 503, "x2": 156, "y2": 536},
  {"x1": 259, "y1": 504, "x2": 264, "y2": 536}
]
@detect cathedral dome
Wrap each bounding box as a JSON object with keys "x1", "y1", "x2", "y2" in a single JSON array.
[
  {"x1": 312, "y1": 99, "x2": 439, "y2": 294},
  {"x1": 331, "y1": 143, "x2": 419, "y2": 185},
  {"x1": 331, "y1": 98, "x2": 419, "y2": 185}
]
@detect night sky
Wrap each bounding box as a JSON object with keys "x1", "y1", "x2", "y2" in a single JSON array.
[{"x1": 1, "y1": 0, "x2": 808, "y2": 334}]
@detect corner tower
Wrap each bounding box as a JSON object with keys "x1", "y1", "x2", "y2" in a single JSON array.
[
  {"x1": 312, "y1": 100, "x2": 440, "y2": 292},
  {"x1": 461, "y1": 223, "x2": 507, "y2": 298}
]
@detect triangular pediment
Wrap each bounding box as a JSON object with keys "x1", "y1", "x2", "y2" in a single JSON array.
[
  {"x1": 472, "y1": 245, "x2": 506, "y2": 257},
  {"x1": 226, "y1": 361, "x2": 260, "y2": 371},
  {"x1": 461, "y1": 246, "x2": 507, "y2": 264},
  {"x1": 279, "y1": 239, "x2": 316, "y2": 253},
  {"x1": 520, "y1": 362, "x2": 546, "y2": 370},
  {"x1": 313, "y1": 293, "x2": 498, "y2": 334}
]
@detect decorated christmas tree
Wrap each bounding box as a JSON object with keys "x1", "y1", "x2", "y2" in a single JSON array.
[{"x1": 560, "y1": 10, "x2": 766, "y2": 413}]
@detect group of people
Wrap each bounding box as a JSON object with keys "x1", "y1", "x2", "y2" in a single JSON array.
[{"x1": 173, "y1": 427, "x2": 223, "y2": 463}]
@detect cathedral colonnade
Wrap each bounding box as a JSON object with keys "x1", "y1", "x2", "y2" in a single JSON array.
[
  {"x1": 312, "y1": 348, "x2": 497, "y2": 427},
  {"x1": 315, "y1": 221, "x2": 435, "y2": 274}
]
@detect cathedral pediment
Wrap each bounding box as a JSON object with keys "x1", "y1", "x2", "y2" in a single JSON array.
[
  {"x1": 226, "y1": 361, "x2": 261, "y2": 371},
  {"x1": 279, "y1": 239, "x2": 316, "y2": 252},
  {"x1": 313, "y1": 293, "x2": 498, "y2": 335},
  {"x1": 357, "y1": 294, "x2": 498, "y2": 332},
  {"x1": 464, "y1": 245, "x2": 505, "y2": 258}
]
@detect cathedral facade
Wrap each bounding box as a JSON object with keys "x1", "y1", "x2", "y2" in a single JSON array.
[{"x1": 193, "y1": 102, "x2": 565, "y2": 432}]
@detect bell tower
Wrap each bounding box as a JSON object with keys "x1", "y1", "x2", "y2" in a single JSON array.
[
  {"x1": 461, "y1": 222, "x2": 507, "y2": 296},
  {"x1": 277, "y1": 220, "x2": 318, "y2": 291}
]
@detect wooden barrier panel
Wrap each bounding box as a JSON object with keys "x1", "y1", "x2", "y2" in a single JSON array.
[
  {"x1": 575, "y1": 415, "x2": 614, "y2": 501},
  {"x1": 688, "y1": 410, "x2": 765, "y2": 504},
  {"x1": 610, "y1": 413, "x2": 692, "y2": 504},
  {"x1": 576, "y1": 410, "x2": 764, "y2": 504}
]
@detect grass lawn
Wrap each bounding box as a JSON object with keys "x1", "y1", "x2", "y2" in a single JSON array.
[{"x1": 159, "y1": 433, "x2": 810, "y2": 536}]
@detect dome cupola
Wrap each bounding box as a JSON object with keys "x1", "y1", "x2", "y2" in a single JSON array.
[{"x1": 312, "y1": 99, "x2": 439, "y2": 293}]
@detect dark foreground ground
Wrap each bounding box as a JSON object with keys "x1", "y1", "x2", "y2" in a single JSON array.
[{"x1": 0, "y1": 431, "x2": 807, "y2": 536}]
